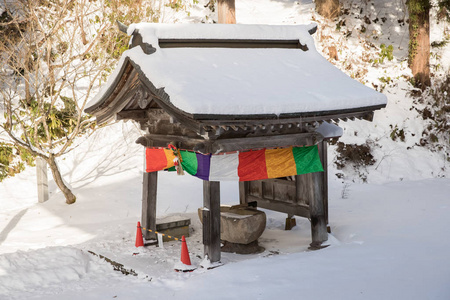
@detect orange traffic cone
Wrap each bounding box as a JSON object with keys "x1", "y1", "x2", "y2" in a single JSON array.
[
  {"x1": 135, "y1": 221, "x2": 144, "y2": 247},
  {"x1": 174, "y1": 235, "x2": 196, "y2": 272},
  {"x1": 180, "y1": 235, "x2": 191, "y2": 265}
]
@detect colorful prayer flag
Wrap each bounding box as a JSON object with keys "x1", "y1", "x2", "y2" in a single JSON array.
[
  {"x1": 145, "y1": 148, "x2": 176, "y2": 172},
  {"x1": 145, "y1": 145, "x2": 323, "y2": 181}
]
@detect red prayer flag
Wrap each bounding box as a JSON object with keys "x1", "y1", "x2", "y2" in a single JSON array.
[
  {"x1": 237, "y1": 149, "x2": 268, "y2": 181},
  {"x1": 146, "y1": 148, "x2": 175, "y2": 172}
]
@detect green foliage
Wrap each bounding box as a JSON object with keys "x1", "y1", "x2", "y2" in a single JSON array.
[
  {"x1": 375, "y1": 75, "x2": 395, "y2": 93},
  {"x1": 103, "y1": 0, "x2": 161, "y2": 59},
  {"x1": 1, "y1": 0, "x2": 157, "y2": 185},
  {"x1": 0, "y1": 143, "x2": 34, "y2": 182},
  {"x1": 379, "y1": 44, "x2": 394, "y2": 63},
  {"x1": 336, "y1": 19, "x2": 345, "y2": 31},
  {"x1": 431, "y1": 40, "x2": 448, "y2": 48},
  {"x1": 406, "y1": 0, "x2": 433, "y2": 72},
  {"x1": 406, "y1": 0, "x2": 432, "y2": 16},
  {"x1": 167, "y1": 0, "x2": 199, "y2": 11},
  {"x1": 390, "y1": 125, "x2": 406, "y2": 142},
  {"x1": 379, "y1": 76, "x2": 392, "y2": 84},
  {"x1": 0, "y1": 144, "x2": 14, "y2": 181},
  {"x1": 406, "y1": 0, "x2": 424, "y2": 57},
  {"x1": 167, "y1": 0, "x2": 185, "y2": 11},
  {"x1": 18, "y1": 146, "x2": 35, "y2": 167},
  {"x1": 1, "y1": 0, "x2": 143, "y2": 200},
  {"x1": 370, "y1": 44, "x2": 394, "y2": 65},
  {"x1": 1, "y1": 94, "x2": 91, "y2": 180},
  {"x1": 110, "y1": 35, "x2": 130, "y2": 59},
  {"x1": 19, "y1": 96, "x2": 89, "y2": 147}
]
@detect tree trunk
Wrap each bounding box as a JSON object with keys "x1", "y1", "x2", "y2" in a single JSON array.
[
  {"x1": 47, "y1": 154, "x2": 76, "y2": 204},
  {"x1": 315, "y1": 0, "x2": 340, "y2": 19},
  {"x1": 407, "y1": 0, "x2": 431, "y2": 89},
  {"x1": 218, "y1": 0, "x2": 236, "y2": 24}
]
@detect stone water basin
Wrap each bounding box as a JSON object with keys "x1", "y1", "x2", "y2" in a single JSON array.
[{"x1": 198, "y1": 205, "x2": 266, "y2": 245}]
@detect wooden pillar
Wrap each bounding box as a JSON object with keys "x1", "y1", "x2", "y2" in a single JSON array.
[
  {"x1": 296, "y1": 173, "x2": 311, "y2": 205},
  {"x1": 319, "y1": 140, "x2": 329, "y2": 226},
  {"x1": 202, "y1": 180, "x2": 221, "y2": 263},
  {"x1": 239, "y1": 181, "x2": 249, "y2": 205},
  {"x1": 142, "y1": 170, "x2": 158, "y2": 240},
  {"x1": 218, "y1": 0, "x2": 236, "y2": 24},
  {"x1": 309, "y1": 170, "x2": 328, "y2": 249},
  {"x1": 296, "y1": 139, "x2": 328, "y2": 249},
  {"x1": 36, "y1": 157, "x2": 49, "y2": 203}
]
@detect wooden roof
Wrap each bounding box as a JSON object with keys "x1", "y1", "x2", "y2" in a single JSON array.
[{"x1": 85, "y1": 23, "x2": 386, "y2": 153}]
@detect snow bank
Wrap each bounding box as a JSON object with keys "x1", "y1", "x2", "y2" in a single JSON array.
[{"x1": 0, "y1": 247, "x2": 124, "y2": 299}]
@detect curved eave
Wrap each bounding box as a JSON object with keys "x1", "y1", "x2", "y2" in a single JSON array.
[
  {"x1": 85, "y1": 57, "x2": 197, "y2": 127},
  {"x1": 192, "y1": 104, "x2": 386, "y2": 122},
  {"x1": 85, "y1": 58, "x2": 133, "y2": 116}
]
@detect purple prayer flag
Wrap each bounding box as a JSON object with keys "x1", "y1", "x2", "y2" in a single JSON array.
[{"x1": 195, "y1": 153, "x2": 211, "y2": 180}]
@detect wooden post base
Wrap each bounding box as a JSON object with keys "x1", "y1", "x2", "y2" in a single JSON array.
[
  {"x1": 285, "y1": 216, "x2": 297, "y2": 230},
  {"x1": 308, "y1": 242, "x2": 330, "y2": 250}
]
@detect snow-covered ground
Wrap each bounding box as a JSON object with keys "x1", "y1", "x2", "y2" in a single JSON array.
[
  {"x1": 1, "y1": 0, "x2": 450, "y2": 299},
  {"x1": 1, "y1": 122, "x2": 449, "y2": 300}
]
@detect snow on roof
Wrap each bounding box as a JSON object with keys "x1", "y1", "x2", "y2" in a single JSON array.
[
  {"x1": 315, "y1": 122, "x2": 343, "y2": 139},
  {"x1": 127, "y1": 23, "x2": 318, "y2": 47},
  {"x1": 87, "y1": 23, "x2": 387, "y2": 116}
]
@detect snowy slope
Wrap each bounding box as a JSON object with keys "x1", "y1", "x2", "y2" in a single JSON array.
[{"x1": 1, "y1": 0, "x2": 450, "y2": 299}]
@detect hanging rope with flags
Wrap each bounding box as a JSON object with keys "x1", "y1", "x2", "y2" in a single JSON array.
[{"x1": 145, "y1": 145, "x2": 324, "y2": 181}]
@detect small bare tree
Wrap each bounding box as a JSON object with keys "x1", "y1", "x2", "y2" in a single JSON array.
[{"x1": 0, "y1": 0, "x2": 123, "y2": 204}]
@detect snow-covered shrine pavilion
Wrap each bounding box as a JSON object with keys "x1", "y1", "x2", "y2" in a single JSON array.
[{"x1": 85, "y1": 23, "x2": 387, "y2": 263}]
